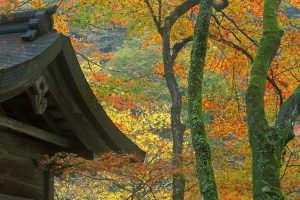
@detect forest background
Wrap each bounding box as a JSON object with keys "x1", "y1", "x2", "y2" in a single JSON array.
[{"x1": 1, "y1": 0, "x2": 299, "y2": 199}]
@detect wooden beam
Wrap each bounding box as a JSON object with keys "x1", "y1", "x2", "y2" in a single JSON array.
[
  {"x1": 0, "y1": 115, "x2": 73, "y2": 148},
  {"x1": 0, "y1": 194, "x2": 33, "y2": 200}
]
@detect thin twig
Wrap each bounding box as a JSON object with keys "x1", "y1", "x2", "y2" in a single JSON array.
[{"x1": 75, "y1": 52, "x2": 125, "y2": 73}]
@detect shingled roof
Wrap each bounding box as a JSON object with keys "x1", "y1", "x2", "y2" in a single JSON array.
[{"x1": 0, "y1": 6, "x2": 145, "y2": 158}]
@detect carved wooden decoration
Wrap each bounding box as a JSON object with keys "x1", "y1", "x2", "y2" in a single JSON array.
[{"x1": 27, "y1": 76, "x2": 49, "y2": 115}]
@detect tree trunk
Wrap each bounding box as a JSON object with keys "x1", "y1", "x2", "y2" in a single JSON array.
[
  {"x1": 145, "y1": 1, "x2": 228, "y2": 198},
  {"x1": 161, "y1": 26, "x2": 185, "y2": 200},
  {"x1": 250, "y1": 135, "x2": 284, "y2": 199},
  {"x1": 248, "y1": 88, "x2": 300, "y2": 200},
  {"x1": 244, "y1": 0, "x2": 299, "y2": 199},
  {"x1": 188, "y1": 1, "x2": 218, "y2": 200}
]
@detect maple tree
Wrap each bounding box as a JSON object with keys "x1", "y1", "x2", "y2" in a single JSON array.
[
  {"x1": 186, "y1": 0, "x2": 229, "y2": 199},
  {"x1": 144, "y1": 1, "x2": 196, "y2": 198},
  {"x1": 188, "y1": 0, "x2": 219, "y2": 198},
  {"x1": 245, "y1": 0, "x2": 299, "y2": 199}
]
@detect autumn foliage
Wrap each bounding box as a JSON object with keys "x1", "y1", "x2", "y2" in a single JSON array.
[{"x1": 2, "y1": 0, "x2": 299, "y2": 199}]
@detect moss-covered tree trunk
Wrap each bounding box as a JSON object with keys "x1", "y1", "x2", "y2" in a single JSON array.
[
  {"x1": 246, "y1": 0, "x2": 300, "y2": 199},
  {"x1": 188, "y1": 0, "x2": 218, "y2": 199}
]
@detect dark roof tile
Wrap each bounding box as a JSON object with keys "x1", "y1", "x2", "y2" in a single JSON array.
[{"x1": 0, "y1": 32, "x2": 60, "y2": 69}]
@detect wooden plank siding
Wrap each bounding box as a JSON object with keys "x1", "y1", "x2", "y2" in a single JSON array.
[{"x1": 0, "y1": 129, "x2": 53, "y2": 199}]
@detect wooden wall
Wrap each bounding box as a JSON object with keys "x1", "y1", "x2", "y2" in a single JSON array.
[{"x1": 0, "y1": 128, "x2": 54, "y2": 200}]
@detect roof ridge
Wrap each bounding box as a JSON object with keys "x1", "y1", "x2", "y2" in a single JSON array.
[{"x1": 0, "y1": 6, "x2": 57, "y2": 41}]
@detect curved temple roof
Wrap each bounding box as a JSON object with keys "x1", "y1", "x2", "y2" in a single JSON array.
[{"x1": 0, "y1": 6, "x2": 145, "y2": 158}]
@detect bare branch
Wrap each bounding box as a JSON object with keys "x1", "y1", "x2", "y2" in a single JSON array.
[
  {"x1": 221, "y1": 11, "x2": 259, "y2": 46},
  {"x1": 280, "y1": 148, "x2": 294, "y2": 180},
  {"x1": 75, "y1": 52, "x2": 125, "y2": 73},
  {"x1": 144, "y1": 0, "x2": 161, "y2": 32},
  {"x1": 285, "y1": 188, "x2": 300, "y2": 197},
  {"x1": 158, "y1": 0, "x2": 162, "y2": 25},
  {"x1": 209, "y1": 34, "x2": 253, "y2": 62},
  {"x1": 267, "y1": 76, "x2": 284, "y2": 105},
  {"x1": 171, "y1": 36, "x2": 193, "y2": 64},
  {"x1": 167, "y1": 0, "x2": 200, "y2": 27},
  {"x1": 211, "y1": 14, "x2": 241, "y2": 43}
]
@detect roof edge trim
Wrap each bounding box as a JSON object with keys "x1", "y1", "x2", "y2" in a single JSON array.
[{"x1": 0, "y1": 6, "x2": 57, "y2": 41}]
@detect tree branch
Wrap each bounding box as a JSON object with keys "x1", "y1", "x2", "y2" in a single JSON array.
[
  {"x1": 211, "y1": 14, "x2": 241, "y2": 43},
  {"x1": 267, "y1": 76, "x2": 284, "y2": 105},
  {"x1": 284, "y1": 188, "x2": 300, "y2": 197},
  {"x1": 213, "y1": 0, "x2": 229, "y2": 12},
  {"x1": 220, "y1": 11, "x2": 259, "y2": 46},
  {"x1": 171, "y1": 36, "x2": 193, "y2": 64},
  {"x1": 144, "y1": 0, "x2": 161, "y2": 32},
  {"x1": 166, "y1": 0, "x2": 229, "y2": 27},
  {"x1": 276, "y1": 85, "x2": 300, "y2": 128},
  {"x1": 75, "y1": 52, "x2": 125, "y2": 73},
  {"x1": 167, "y1": 0, "x2": 200, "y2": 27},
  {"x1": 209, "y1": 34, "x2": 254, "y2": 62},
  {"x1": 209, "y1": 31, "x2": 284, "y2": 105},
  {"x1": 158, "y1": 0, "x2": 162, "y2": 25}
]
